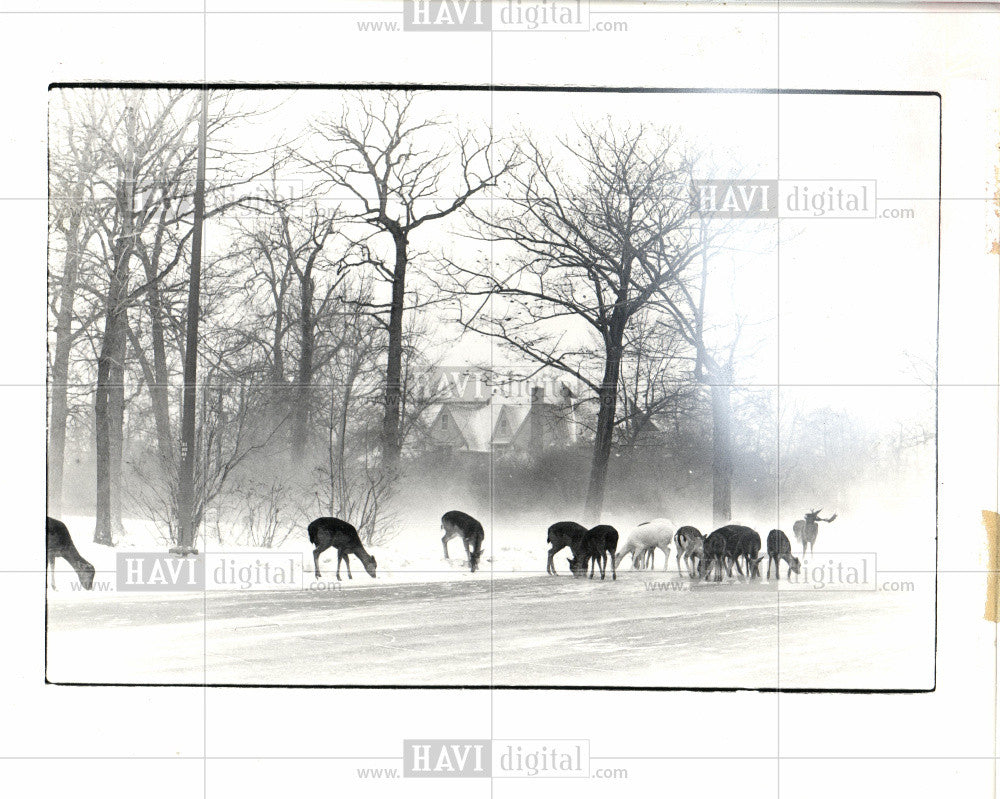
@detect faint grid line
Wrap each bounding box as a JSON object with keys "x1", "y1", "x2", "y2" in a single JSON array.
[
  {"x1": 776, "y1": 2, "x2": 783, "y2": 794},
  {"x1": 6, "y1": 8, "x2": 1000, "y2": 13},
  {"x1": 38, "y1": 383, "x2": 962, "y2": 389},
  {"x1": 7, "y1": 754, "x2": 1000, "y2": 760},
  {"x1": 202, "y1": 4, "x2": 209, "y2": 798}
]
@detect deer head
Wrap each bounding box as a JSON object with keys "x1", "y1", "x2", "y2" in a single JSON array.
[
  {"x1": 804, "y1": 509, "x2": 822, "y2": 524},
  {"x1": 787, "y1": 555, "x2": 801, "y2": 575},
  {"x1": 77, "y1": 561, "x2": 96, "y2": 590},
  {"x1": 360, "y1": 553, "x2": 377, "y2": 578},
  {"x1": 567, "y1": 557, "x2": 586, "y2": 577}
]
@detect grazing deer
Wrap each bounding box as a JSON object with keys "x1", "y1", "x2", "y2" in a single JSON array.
[
  {"x1": 702, "y1": 524, "x2": 752, "y2": 582},
  {"x1": 546, "y1": 521, "x2": 587, "y2": 576},
  {"x1": 701, "y1": 528, "x2": 730, "y2": 582},
  {"x1": 441, "y1": 510, "x2": 485, "y2": 573},
  {"x1": 568, "y1": 524, "x2": 619, "y2": 581},
  {"x1": 792, "y1": 509, "x2": 838, "y2": 558},
  {"x1": 46, "y1": 517, "x2": 95, "y2": 591},
  {"x1": 731, "y1": 527, "x2": 764, "y2": 581},
  {"x1": 307, "y1": 517, "x2": 377, "y2": 580},
  {"x1": 613, "y1": 519, "x2": 674, "y2": 571},
  {"x1": 766, "y1": 529, "x2": 801, "y2": 580},
  {"x1": 674, "y1": 525, "x2": 704, "y2": 578}
]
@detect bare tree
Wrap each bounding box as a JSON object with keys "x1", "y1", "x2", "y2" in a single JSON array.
[
  {"x1": 48, "y1": 97, "x2": 102, "y2": 515},
  {"x1": 83, "y1": 90, "x2": 203, "y2": 544},
  {"x1": 451, "y1": 122, "x2": 704, "y2": 517},
  {"x1": 301, "y1": 90, "x2": 514, "y2": 470}
]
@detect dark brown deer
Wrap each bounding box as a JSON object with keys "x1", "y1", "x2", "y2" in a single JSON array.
[
  {"x1": 568, "y1": 524, "x2": 619, "y2": 581},
  {"x1": 701, "y1": 528, "x2": 731, "y2": 582},
  {"x1": 46, "y1": 516, "x2": 95, "y2": 590},
  {"x1": 766, "y1": 529, "x2": 801, "y2": 580},
  {"x1": 702, "y1": 524, "x2": 751, "y2": 582},
  {"x1": 674, "y1": 526, "x2": 704, "y2": 578},
  {"x1": 546, "y1": 521, "x2": 587, "y2": 576},
  {"x1": 792, "y1": 509, "x2": 838, "y2": 558},
  {"x1": 441, "y1": 510, "x2": 485, "y2": 573},
  {"x1": 731, "y1": 527, "x2": 764, "y2": 581},
  {"x1": 308, "y1": 517, "x2": 377, "y2": 580}
]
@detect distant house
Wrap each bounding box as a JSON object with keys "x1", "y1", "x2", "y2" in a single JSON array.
[{"x1": 423, "y1": 381, "x2": 583, "y2": 457}]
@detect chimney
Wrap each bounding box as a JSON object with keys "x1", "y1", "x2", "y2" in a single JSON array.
[{"x1": 529, "y1": 385, "x2": 544, "y2": 453}]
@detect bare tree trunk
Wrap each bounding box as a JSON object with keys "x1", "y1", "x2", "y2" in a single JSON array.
[
  {"x1": 710, "y1": 380, "x2": 733, "y2": 525},
  {"x1": 176, "y1": 90, "x2": 208, "y2": 554},
  {"x1": 584, "y1": 332, "x2": 624, "y2": 519},
  {"x1": 94, "y1": 272, "x2": 129, "y2": 546},
  {"x1": 291, "y1": 268, "x2": 315, "y2": 459},
  {"x1": 145, "y1": 279, "x2": 174, "y2": 462},
  {"x1": 94, "y1": 182, "x2": 133, "y2": 547},
  {"x1": 381, "y1": 230, "x2": 407, "y2": 471},
  {"x1": 48, "y1": 206, "x2": 83, "y2": 517}
]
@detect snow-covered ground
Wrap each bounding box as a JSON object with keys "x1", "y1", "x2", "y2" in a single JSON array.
[{"x1": 46, "y1": 501, "x2": 936, "y2": 689}]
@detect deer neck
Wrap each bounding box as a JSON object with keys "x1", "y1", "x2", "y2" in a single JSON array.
[{"x1": 62, "y1": 546, "x2": 93, "y2": 578}]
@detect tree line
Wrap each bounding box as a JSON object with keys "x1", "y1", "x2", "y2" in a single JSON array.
[{"x1": 49, "y1": 88, "x2": 900, "y2": 548}]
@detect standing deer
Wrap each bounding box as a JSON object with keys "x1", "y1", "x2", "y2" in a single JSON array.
[
  {"x1": 46, "y1": 517, "x2": 95, "y2": 591},
  {"x1": 701, "y1": 528, "x2": 731, "y2": 582},
  {"x1": 731, "y1": 527, "x2": 764, "y2": 581},
  {"x1": 440, "y1": 510, "x2": 485, "y2": 573},
  {"x1": 308, "y1": 517, "x2": 377, "y2": 580},
  {"x1": 674, "y1": 526, "x2": 704, "y2": 577},
  {"x1": 613, "y1": 519, "x2": 674, "y2": 571},
  {"x1": 792, "y1": 509, "x2": 838, "y2": 558},
  {"x1": 546, "y1": 521, "x2": 587, "y2": 576},
  {"x1": 766, "y1": 529, "x2": 801, "y2": 580},
  {"x1": 568, "y1": 524, "x2": 619, "y2": 581},
  {"x1": 702, "y1": 524, "x2": 752, "y2": 582}
]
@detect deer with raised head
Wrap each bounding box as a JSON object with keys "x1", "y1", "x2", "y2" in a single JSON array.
[
  {"x1": 546, "y1": 521, "x2": 587, "y2": 576},
  {"x1": 441, "y1": 510, "x2": 485, "y2": 573},
  {"x1": 766, "y1": 529, "x2": 801, "y2": 580},
  {"x1": 614, "y1": 519, "x2": 674, "y2": 571},
  {"x1": 568, "y1": 524, "x2": 619, "y2": 581},
  {"x1": 792, "y1": 509, "x2": 838, "y2": 558},
  {"x1": 46, "y1": 517, "x2": 95, "y2": 591},
  {"x1": 308, "y1": 517, "x2": 377, "y2": 580},
  {"x1": 674, "y1": 526, "x2": 704, "y2": 578}
]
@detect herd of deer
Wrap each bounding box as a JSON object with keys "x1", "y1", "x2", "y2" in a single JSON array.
[
  {"x1": 45, "y1": 509, "x2": 837, "y2": 590},
  {"x1": 541, "y1": 510, "x2": 837, "y2": 583}
]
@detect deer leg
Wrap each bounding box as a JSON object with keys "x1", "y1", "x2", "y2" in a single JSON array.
[
  {"x1": 345, "y1": 554, "x2": 353, "y2": 580},
  {"x1": 463, "y1": 538, "x2": 473, "y2": 570},
  {"x1": 547, "y1": 547, "x2": 558, "y2": 575},
  {"x1": 48, "y1": 554, "x2": 56, "y2": 590},
  {"x1": 609, "y1": 550, "x2": 616, "y2": 581},
  {"x1": 335, "y1": 552, "x2": 342, "y2": 581},
  {"x1": 313, "y1": 546, "x2": 327, "y2": 579},
  {"x1": 442, "y1": 534, "x2": 451, "y2": 560}
]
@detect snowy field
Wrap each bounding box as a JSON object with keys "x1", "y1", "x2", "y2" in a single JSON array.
[{"x1": 46, "y1": 501, "x2": 936, "y2": 689}]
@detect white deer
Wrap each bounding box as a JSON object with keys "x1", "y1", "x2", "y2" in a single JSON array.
[{"x1": 614, "y1": 519, "x2": 674, "y2": 571}]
